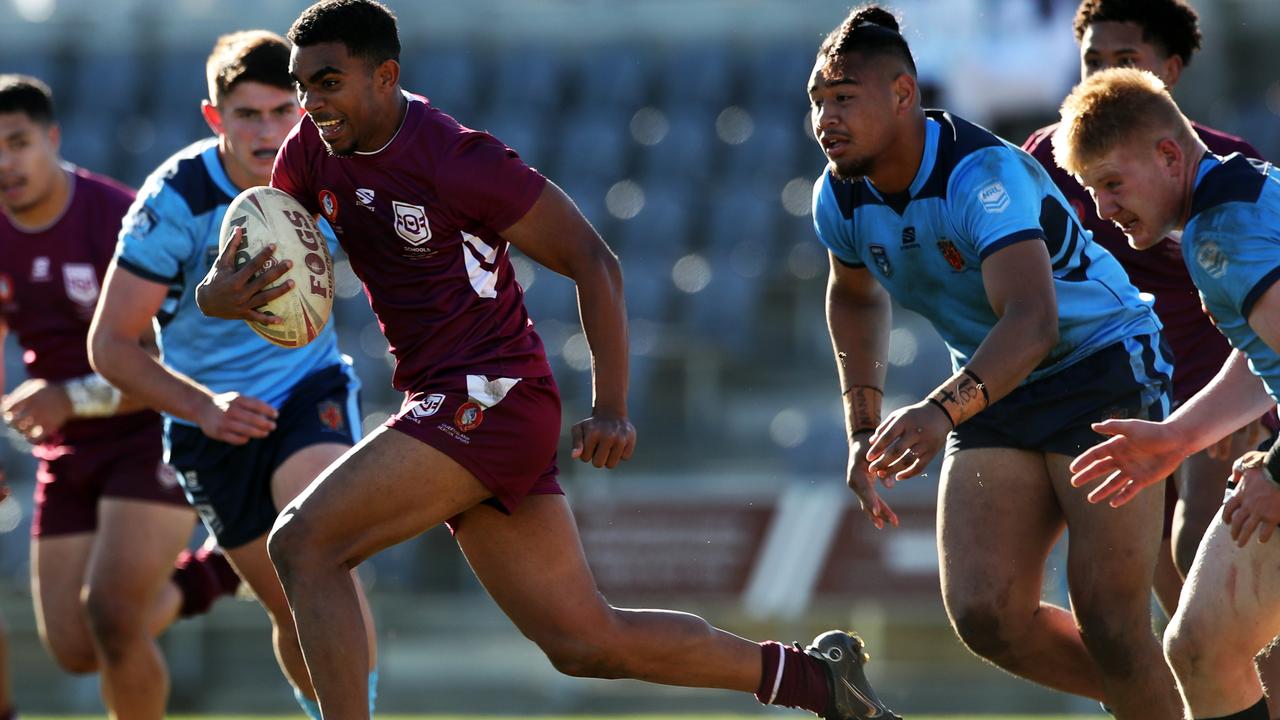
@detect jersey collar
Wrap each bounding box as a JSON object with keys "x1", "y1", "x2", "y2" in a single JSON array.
[{"x1": 202, "y1": 141, "x2": 242, "y2": 200}]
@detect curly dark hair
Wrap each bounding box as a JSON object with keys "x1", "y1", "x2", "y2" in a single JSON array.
[
  {"x1": 1073, "y1": 0, "x2": 1201, "y2": 65},
  {"x1": 288, "y1": 0, "x2": 400, "y2": 66},
  {"x1": 0, "y1": 74, "x2": 55, "y2": 125},
  {"x1": 818, "y1": 4, "x2": 917, "y2": 76}
]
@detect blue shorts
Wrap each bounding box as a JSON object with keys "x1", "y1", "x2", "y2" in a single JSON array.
[
  {"x1": 946, "y1": 334, "x2": 1172, "y2": 457},
  {"x1": 167, "y1": 363, "x2": 361, "y2": 549}
]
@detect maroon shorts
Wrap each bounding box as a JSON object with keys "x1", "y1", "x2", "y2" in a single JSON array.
[
  {"x1": 31, "y1": 413, "x2": 189, "y2": 537},
  {"x1": 386, "y1": 374, "x2": 563, "y2": 525}
]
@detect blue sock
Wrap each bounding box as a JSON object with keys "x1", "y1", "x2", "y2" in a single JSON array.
[
  {"x1": 293, "y1": 685, "x2": 322, "y2": 720},
  {"x1": 292, "y1": 668, "x2": 378, "y2": 719}
]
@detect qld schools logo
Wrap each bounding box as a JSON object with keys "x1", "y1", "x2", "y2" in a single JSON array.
[
  {"x1": 978, "y1": 180, "x2": 1010, "y2": 214},
  {"x1": 393, "y1": 201, "x2": 431, "y2": 246},
  {"x1": 407, "y1": 393, "x2": 446, "y2": 420}
]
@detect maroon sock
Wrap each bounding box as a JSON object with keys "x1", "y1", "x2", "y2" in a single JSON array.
[
  {"x1": 172, "y1": 547, "x2": 242, "y2": 617},
  {"x1": 755, "y1": 641, "x2": 831, "y2": 716}
]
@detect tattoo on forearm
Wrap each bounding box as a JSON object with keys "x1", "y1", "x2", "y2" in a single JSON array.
[{"x1": 843, "y1": 384, "x2": 883, "y2": 434}]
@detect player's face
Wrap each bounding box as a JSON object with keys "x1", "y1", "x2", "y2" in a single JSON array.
[
  {"x1": 291, "y1": 42, "x2": 388, "y2": 157},
  {"x1": 808, "y1": 54, "x2": 897, "y2": 181},
  {"x1": 1080, "y1": 21, "x2": 1181, "y2": 86},
  {"x1": 206, "y1": 81, "x2": 299, "y2": 189},
  {"x1": 1078, "y1": 142, "x2": 1184, "y2": 250},
  {"x1": 0, "y1": 111, "x2": 61, "y2": 215}
]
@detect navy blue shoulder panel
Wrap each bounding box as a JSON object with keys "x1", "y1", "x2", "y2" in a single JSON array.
[
  {"x1": 161, "y1": 153, "x2": 234, "y2": 219},
  {"x1": 830, "y1": 175, "x2": 884, "y2": 219},
  {"x1": 916, "y1": 110, "x2": 1004, "y2": 201},
  {"x1": 1188, "y1": 154, "x2": 1269, "y2": 222}
]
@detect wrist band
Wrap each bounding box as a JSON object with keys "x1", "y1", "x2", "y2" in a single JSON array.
[
  {"x1": 926, "y1": 397, "x2": 956, "y2": 429},
  {"x1": 961, "y1": 367, "x2": 990, "y2": 408},
  {"x1": 63, "y1": 374, "x2": 122, "y2": 418},
  {"x1": 927, "y1": 367, "x2": 990, "y2": 427},
  {"x1": 842, "y1": 384, "x2": 883, "y2": 397}
]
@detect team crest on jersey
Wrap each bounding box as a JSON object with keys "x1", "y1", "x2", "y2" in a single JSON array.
[
  {"x1": 1195, "y1": 241, "x2": 1228, "y2": 279},
  {"x1": 318, "y1": 400, "x2": 344, "y2": 432},
  {"x1": 126, "y1": 206, "x2": 156, "y2": 237},
  {"x1": 937, "y1": 241, "x2": 966, "y2": 271},
  {"x1": 454, "y1": 401, "x2": 484, "y2": 432},
  {"x1": 393, "y1": 201, "x2": 432, "y2": 246},
  {"x1": 356, "y1": 188, "x2": 375, "y2": 210},
  {"x1": 407, "y1": 393, "x2": 446, "y2": 420},
  {"x1": 31, "y1": 256, "x2": 50, "y2": 282},
  {"x1": 868, "y1": 245, "x2": 892, "y2": 277},
  {"x1": 978, "y1": 181, "x2": 1010, "y2": 213},
  {"x1": 62, "y1": 263, "x2": 99, "y2": 306},
  {"x1": 319, "y1": 189, "x2": 339, "y2": 222}
]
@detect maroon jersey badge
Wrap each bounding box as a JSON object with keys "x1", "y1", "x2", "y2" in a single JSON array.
[
  {"x1": 319, "y1": 189, "x2": 339, "y2": 222},
  {"x1": 455, "y1": 401, "x2": 483, "y2": 432}
]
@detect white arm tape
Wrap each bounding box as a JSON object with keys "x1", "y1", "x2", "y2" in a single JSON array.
[{"x1": 63, "y1": 374, "x2": 123, "y2": 418}]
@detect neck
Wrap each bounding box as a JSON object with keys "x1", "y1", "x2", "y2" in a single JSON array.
[
  {"x1": 1174, "y1": 136, "x2": 1211, "y2": 231},
  {"x1": 361, "y1": 91, "x2": 407, "y2": 153},
  {"x1": 867, "y1": 109, "x2": 926, "y2": 195},
  {"x1": 8, "y1": 164, "x2": 71, "y2": 229},
  {"x1": 217, "y1": 146, "x2": 265, "y2": 192}
]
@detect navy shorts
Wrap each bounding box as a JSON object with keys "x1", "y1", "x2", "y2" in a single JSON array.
[
  {"x1": 946, "y1": 334, "x2": 1172, "y2": 457},
  {"x1": 167, "y1": 364, "x2": 361, "y2": 549}
]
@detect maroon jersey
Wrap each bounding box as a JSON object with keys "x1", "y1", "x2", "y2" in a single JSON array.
[
  {"x1": 272, "y1": 94, "x2": 551, "y2": 391},
  {"x1": 1024, "y1": 122, "x2": 1261, "y2": 403},
  {"x1": 0, "y1": 166, "x2": 157, "y2": 446}
]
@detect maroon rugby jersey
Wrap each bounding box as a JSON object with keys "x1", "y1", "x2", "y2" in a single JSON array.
[
  {"x1": 0, "y1": 166, "x2": 157, "y2": 446},
  {"x1": 1024, "y1": 123, "x2": 1261, "y2": 403},
  {"x1": 272, "y1": 94, "x2": 551, "y2": 391}
]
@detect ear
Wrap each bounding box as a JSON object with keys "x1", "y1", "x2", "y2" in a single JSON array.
[
  {"x1": 46, "y1": 122, "x2": 61, "y2": 151},
  {"x1": 891, "y1": 72, "x2": 917, "y2": 115},
  {"x1": 1155, "y1": 136, "x2": 1184, "y2": 173},
  {"x1": 1160, "y1": 53, "x2": 1184, "y2": 87},
  {"x1": 375, "y1": 58, "x2": 400, "y2": 93},
  {"x1": 201, "y1": 100, "x2": 224, "y2": 137}
]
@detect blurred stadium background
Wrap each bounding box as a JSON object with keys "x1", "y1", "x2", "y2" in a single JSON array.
[{"x1": 1, "y1": 0, "x2": 1278, "y2": 715}]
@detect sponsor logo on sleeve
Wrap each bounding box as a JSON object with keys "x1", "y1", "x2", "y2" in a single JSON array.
[
  {"x1": 1195, "y1": 241, "x2": 1228, "y2": 279},
  {"x1": 868, "y1": 244, "x2": 892, "y2": 277},
  {"x1": 393, "y1": 200, "x2": 431, "y2": 246},
  {"x1": 978, "y1": 181, "x2": 1010, "y2": 213},
  {"x1": 125, "y1": 206, "x2": 156, "y2": 237},
  {"x1": 62, "y1": 263, "x2": 100, "y2": 306}
]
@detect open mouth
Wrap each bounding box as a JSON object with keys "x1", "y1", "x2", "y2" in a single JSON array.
[
  {"x1": 821, "y1": 136, "x2": 850, "y2": 156},
  {"x1": 251, "y1": 148, "x2": 277, "y2": 161},
  {"x1": 0, "y1": 177, "x2": 26, "y2": 197},
  {"x1": 314, "y1": 117, "x2": 345, "y2": 140}
]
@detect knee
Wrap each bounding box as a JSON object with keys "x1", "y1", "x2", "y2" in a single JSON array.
[
  {"x1": 84, "y1": 589, "x2": 144, "y2": 664},
  {"x1": 267, "y1": 513, "x2": 313, "y2": 586},
  {"x1": 949, "y1": 601, "x2": 1017, "y2": 663},
  {"x1": 533, "y1": 609, "x2": 630, "y2": 679},
  {"x1": 42, "y1": 630, "x2": 98, "y2": 675},
  {"x1": 1164, "y1": 613, "x2": 1211, "y2": 681},
  {"x1": 1075, "y1": 607, "x2": 1142, "y2": 678}
]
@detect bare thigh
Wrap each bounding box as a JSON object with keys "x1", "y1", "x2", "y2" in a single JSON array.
[{"x1": 31, "y1": 532, "x2": 96, "y2": 672}]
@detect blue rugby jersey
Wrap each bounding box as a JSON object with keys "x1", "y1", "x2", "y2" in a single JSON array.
[
  {"x1": 115, "y1": 138, "x2": 343, "y2": 421},
  {"x1": 1182, "y1": 153, "x2": 1280, "y2": 400},
  {"x1": 812, "y1": 111, "x2": 1162, "y2": 384}
]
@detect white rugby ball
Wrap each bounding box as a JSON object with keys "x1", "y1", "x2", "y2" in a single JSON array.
[{"x1": 218, "y1": 186, "x2": 335, "y2": 348}]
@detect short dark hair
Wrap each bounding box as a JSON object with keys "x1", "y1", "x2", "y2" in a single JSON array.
[
  {"x1": 1073, "y1": 0, "x2": 1202, "y2": 66},
  {"x1": 206, "y1": 30, "x2": 293, "y2": 103},
  {"x1": 0, "y1": 74, "x2": 55, "y2": 125},
  {"x1": 818, "y1": 4, "x2": 917, "y2": 77},
  {"x1": 288, "y1": 0, "x2": 401, "y2": 66}
]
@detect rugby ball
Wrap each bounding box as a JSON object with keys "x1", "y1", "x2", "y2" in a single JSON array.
[{"x1": 218, "y1": 186, "x2": 335, "y2": 348}]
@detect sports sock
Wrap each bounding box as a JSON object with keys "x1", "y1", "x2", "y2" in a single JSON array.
[
  {"x1": 1198, "y1": 696, "x2": 1268, "y2": 720},
  {"x1": 171, "y1": 546, "x2": 243, "y2": 617},
  {"x1": 754, "y1": 641, "x2": 830, "y2": 716},
  {"x1": 292, "y1": 669, "x2": 378, "y2": 719}
]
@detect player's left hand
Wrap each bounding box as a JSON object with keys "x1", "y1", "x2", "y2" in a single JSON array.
[
  {"x1": 1222, "y1": 451, "x2": 1280, "y2": 546},
  {"x1": 195, "y1": 226, "x2": 294, "y2": 324},
  {"x1": 1, "y1": 379, "x2": 73, "y2": 443},
  {"x1": 866, "y1": 400, "x2": 951, "y2": 483},
  {"x1": 571, "y1": 409, "x2": 636, "y2": 469}
]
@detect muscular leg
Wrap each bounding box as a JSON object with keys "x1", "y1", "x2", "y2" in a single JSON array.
[
  {"x1": 85, "y1": 498, "x2": 195, "y2": 720},
  {"x1": 228, "y1": 441, "x2": 370, "y2": 702},
  {"x1": 1165, "y1": 509, "x2": 1280, "y2": 718},
  {"x1": 31, "y1": 533, "x2": 98, "y2": 674},
  {"x1": 938, "y1": 448, "x2": 1104, "y2": 699},
  {"x1": 456, "y1": 494, "x2": 759, "y2": 690},
  {"x1": 1049, "y1": 452, "x2": 1182, "y2": 718}
]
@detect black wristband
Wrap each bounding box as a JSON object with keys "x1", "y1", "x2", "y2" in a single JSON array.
[
  {"x1": 926, "y1": 397, "x2": 956, "y2": 429},
  {"x1": 1264, "y1": 436, "x2": 1280, "y2": 486},
  {"x1": 842, "y1": 384, "x2": 884, "y2": 397},
  {"x1": 852, "y1": 426, "x2": 877, "y2": 437},
  {"x1": 961, "y1": 367, "x2": 990, "y2": 407}
]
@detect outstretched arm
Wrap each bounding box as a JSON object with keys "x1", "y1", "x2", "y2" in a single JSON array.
[{"x1": 501, "y1": 180, "x2": 635, "y2": 469}]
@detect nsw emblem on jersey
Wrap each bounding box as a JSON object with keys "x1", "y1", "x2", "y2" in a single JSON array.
[
  {"x1": 319, "y1": 189, "x2": 339, "y2": 222},
  {"x1": 1195, "y1": 241, "x2": 1228, "y2": 279},
  {"x1": 62, "y1": 263, "x2": 99, "y2": 306},
  {"x1": 318, "y1": 400, "x2": 344, "y2": 432},
  {"x1": 868, "y1": 245, "x2": 893, "y2": 277},
  {"x1": 978, "y1": 180, "x2": 1010, "y2": 214},
  {"x1": 937, "y1": 240, "x2": 966, "y2": 271},
  {"x1": 393, "y1": 201, "x2": 432, "y2": 246}
]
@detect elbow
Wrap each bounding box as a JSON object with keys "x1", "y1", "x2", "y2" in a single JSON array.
[
  {"x1": 1030, "y1": 309, "x2": 1060, "y2": 360},
  {"x1": 87, "y1": 329, "x2": 118, "y2": 381}
]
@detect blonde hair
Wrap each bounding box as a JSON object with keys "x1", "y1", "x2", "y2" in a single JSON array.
[{"x1": 1053, "y1": 68, "x2": 1195, "y2": 176}]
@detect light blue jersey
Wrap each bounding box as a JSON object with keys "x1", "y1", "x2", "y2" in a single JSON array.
[
  {"x1": 116, "y1": 138, "x2": 343, "y2": 423},
  {"x1": 1182, "y1": 153, "x2": 1280, "y2": 400},
  {"x1": 813, "y1": 111, "x2": 1162, "y2": 384}
]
